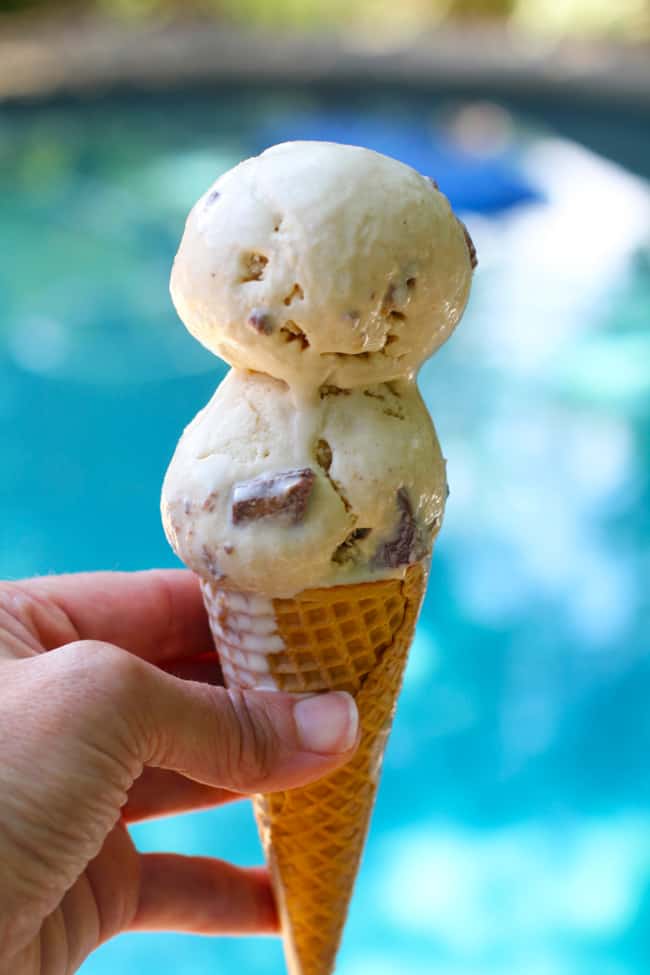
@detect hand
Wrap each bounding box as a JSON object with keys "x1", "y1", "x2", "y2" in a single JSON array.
[{"x1": 0, "y1": 570, "x2": 359, "y2": 974}]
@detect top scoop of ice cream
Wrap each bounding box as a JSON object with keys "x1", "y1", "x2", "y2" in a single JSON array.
[{"x1": 170, "y1": 141, "x2": 475, "y2": 391}]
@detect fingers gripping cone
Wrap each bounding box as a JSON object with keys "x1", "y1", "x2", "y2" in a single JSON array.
[{"x1": 201, "y1": 564, "x2": 426, "y2": 975}]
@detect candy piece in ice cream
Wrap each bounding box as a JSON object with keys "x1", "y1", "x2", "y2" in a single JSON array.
[
  {"x1": 247, "y1": 309, "x2": 275, "y2": 335},
  {"x1": 170, "y1": 141, "x2": 475, "y2": 390},
  {"x1": 231, "y1": 468, "x2": 315, "y2": 525},
  {"x1": 332, "y1": 526, "x2": 373, "y2": 565},
  {"x1": 458, "y1": 220, "x2": 478, "y2": 270},
  {"x1": 161, "y1": 368, "x2": 446, "y2": 597},
  {"x1": 373, "y1": 486, "x2": 428, "y2": 568}
]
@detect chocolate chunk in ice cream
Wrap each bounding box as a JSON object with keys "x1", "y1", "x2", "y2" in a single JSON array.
[
  {"x1": 332, "y1": 527, "x2": 372, "y2": 565},
  {"x1": 202, "y1": 544, "x2": 225, "y2": 580},
  {"x1": 373, "y1": 487, "x2": 421, "y2": 568},
  {"x1": 231, "y1": 468, "x2": 316, "y2": 525},
  {"x1": 248, "y1": 309, "x2": 274, "y2": 335},
  {"x1": 458, "y1": 220, "x2": 478, "y2": 270}
]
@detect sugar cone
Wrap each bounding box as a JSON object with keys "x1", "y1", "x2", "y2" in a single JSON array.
[{"x1": 201, "y1": 563, "x2": 426, "y2": 975}]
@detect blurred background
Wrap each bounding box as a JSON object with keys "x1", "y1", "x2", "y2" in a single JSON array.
[{"x1": 1, "y1": 1, "x2": 650, "y2": 973}]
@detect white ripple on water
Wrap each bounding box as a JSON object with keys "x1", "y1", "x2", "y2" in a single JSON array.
[{"x1": 375, "y1": 815, "x2": 650, "y2": 956}]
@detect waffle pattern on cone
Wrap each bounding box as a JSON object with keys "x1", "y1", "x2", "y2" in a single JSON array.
[
  {"x1": 269, "y1": 577, "x2": 411, "y2": 693},
  {"x1": 203, "y1": 564, "x2": 425, "y2": 975}
]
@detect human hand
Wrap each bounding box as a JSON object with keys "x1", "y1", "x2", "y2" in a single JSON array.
[{"x1": 0, "y1": 570, "x2": 359, "y2": 974}]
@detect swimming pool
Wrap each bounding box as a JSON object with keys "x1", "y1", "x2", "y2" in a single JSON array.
[{"x1": 2, "y1": 85, "x2": 650, "y2": 975}]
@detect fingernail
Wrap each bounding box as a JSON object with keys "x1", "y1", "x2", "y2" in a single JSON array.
[{"x1": 293, "y1": 692, "x2": 359, "y2": 754}]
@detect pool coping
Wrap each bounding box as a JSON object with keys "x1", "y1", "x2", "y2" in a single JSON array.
[{"x1": 1, "y1": 17, "x2": 649, "y2": 107}]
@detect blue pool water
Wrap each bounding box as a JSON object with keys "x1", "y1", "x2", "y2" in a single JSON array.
[{"x1": 1, "y1": 88, "x2": 650, "y2": 974}]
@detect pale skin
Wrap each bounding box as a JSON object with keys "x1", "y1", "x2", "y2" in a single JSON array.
[{"x1": 0, "y1": 570, "x2": 359, "y2": 975}]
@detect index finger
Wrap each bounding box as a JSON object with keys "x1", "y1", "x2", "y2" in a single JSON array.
[{"x1": 18, "y1": 569, "x2": 214, "y2": 663}]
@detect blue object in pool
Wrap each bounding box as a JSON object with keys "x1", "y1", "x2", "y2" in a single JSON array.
[{"x1": 255, "y1": 113, "x2": 541, "y2": 213}]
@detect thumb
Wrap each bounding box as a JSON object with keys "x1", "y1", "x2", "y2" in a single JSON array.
[
  {"x1": 142, "y1": 662, "x2": 360, "y2": 794},
  {"x1": 52, "y1": 639, "x2": 360, "y2": 794}
]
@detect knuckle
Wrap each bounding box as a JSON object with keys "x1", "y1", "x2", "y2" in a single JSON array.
[
  {"x1": 218, "y1": 688, "x2": 275, "y2": 791},
  {"x1": 59, "y1": 641, "x2": 151, "y2": 768},
  {"x1": 52, "y1": 641, "x2": 145, "y2": 731},
  {"x1": 63, "y1": 640, "x2": 141, "y2": 694}
]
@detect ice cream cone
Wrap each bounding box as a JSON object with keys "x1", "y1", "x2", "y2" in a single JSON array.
[{"x1": 201, "y1": 562, "x2": 426, "y2": 975}]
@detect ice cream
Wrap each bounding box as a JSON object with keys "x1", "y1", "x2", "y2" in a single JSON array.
[
  {"x1": 169, "y1": 141, "x2": 474, "y2": 391},
  {"x1": 161, "y1": 140, "x2": 476, "y2": 975},
  {"x1": 162, "y1": 369, "x2": 447, "y2": 597}
]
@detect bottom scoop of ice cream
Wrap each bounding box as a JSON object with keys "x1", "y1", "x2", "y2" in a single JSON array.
[{"x1": 161, "y1": 370, "x2": 447, "y2": 597}]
